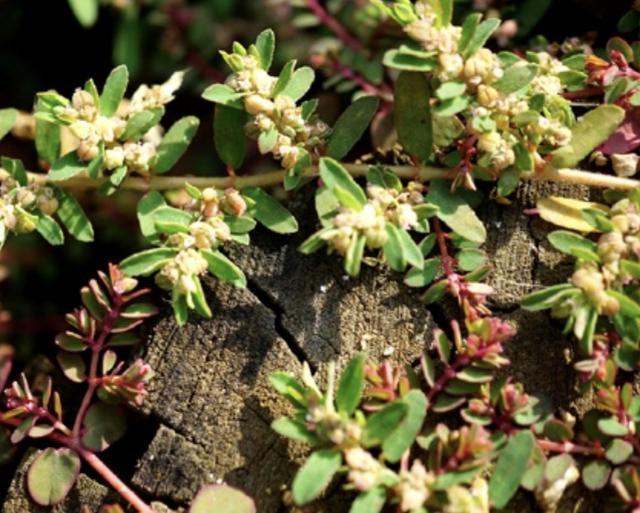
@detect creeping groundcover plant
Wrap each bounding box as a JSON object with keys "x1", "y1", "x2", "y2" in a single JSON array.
[{"x1": 6, "y1": 0, "x2": 640, "y2": 511}]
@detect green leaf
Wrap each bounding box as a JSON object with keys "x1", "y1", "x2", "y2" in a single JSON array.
[
  {"x1": 215, "y1": 105, "x2": 247, "y2": 170},
  {"x1": 394, "y1": 72, "x2": 432, "y2": 163},
  {"x1": 121, "y1": 108, "x2": 164, "y2": 141},
  {"x1": 120, "y1": 248, "x2": 178, "y2": 276},
  {"x1": 457, "y1": 249, "x2": 486, "y2": 272},
  {"x1": 68, "y1": 0, "x2": 98, "y2": 27},
  {"x1": 520, "y1": 283, "x2": 577, "y2": 311},
  {"x1": 82, "y1": 403, "x2": 127, "y2": 452},
  {"x1": 383, "y1": 49, "x2": 436, "y2": 71},
  {"x1": 367, "y1": 167, "x2": 402, "y2": 191},
  {"x1": 607, "y1": 289, "x2": 640, "y2": 318},
  {"x1": 292, "y1": 449, "x2": 342, "y2": 505},
  {"x1": 100, "y1": 65, "x2": 129, "y2": 117},
  {"x1": 605, "y1": 438, "x2": 633, "y2": 464},
  {"x1": 362, "y1": 402, "x2": 408, "y2": 447},
  {"x1": 1, "y1": 157, "x2": 28, "y2": 186},
  {"x1": 431, "y1": 0, "x2": 453, "y2": 26},
  {"x1": 49, "y1": 152, "x2": 86, "y2": 181},
  {"x1": 538, "y1": 197, "x2": 609, "y2": 233},
  {"x1": 426, "y1": 180, "x2": 486, "y2": 243},
  {"x1": 382, "y1": 390, "x2": 427, "y2": 463},
  {"x1": 57, "y1": 352, "x2": 86, "y2": 383},
  {"x1": 201, "y1": 249, "x2": 247, "y2": 288},
  {"x1": 458, "y1": 13, "x2": 482, "y2": 56},
  {"x1": 201, "y1": 84, "x2": 244, "y2": 109},
  {"x1": 582, "y1": 460, "x2": 611, "y2": 491},
  {"x1": 405, "y1": 257, "x2": 440, "y2": 288},
  {"x1": 36, "y1": 215, "x2": 64, "y2": 246},
  {"x1": 336, "y1": 355, "x2": 365, "y2": 416},
  {"x1": 547, "y1": 231, "x2": 597, "y2": 256},
  {"x1": 27, "y1": 448, "x2": 81, "y2": 506},
  {"x1": 349, "y1": 487, "x2": 386, "y2": 513},
  {"x1": 172, "y1": 292, "x2": 189, "y2": 326},
  {"x1": 398, "y1": 229, "x2": 423, "y2": 269},
  {"x1": 461, "y1": 18, "x2": 501, "y2": 59},
  {"x1": 113, "y1": 6, "x2": 141, "y2": 76},
  {"x1": 243, "y1": 187, "x2": 299, "y2": 234},
  {"x1": 35, "y1": 109, "x2": 61, "y2": 165},
  {"x1": 271, "y1": 417, "x2": 319, "y2": 444},
  {"x1": 190, "y1": 484, "x2": 256, "y2": 513},
  {"x1": 436, "y1": 80, "x2": 467, "y2": 101},
  {"x1": 551, "y1": 105, "x2": 626, "y2": 168},
  {"x1": 152, "y1": 206, "x2": 192, "y2": 233},
  {"x1": 493, "y1": 64, "x2": 538, "y2": 94},
  {"x1": 328, "y1": 96, "x2": 380, "y2": 160},
  {"x1": 489, "y1": 430, "x2": 535, "y2": 509},
  {"x1": 0, "y1": 108, "x2": 17, "y2": 141},
  {"x1": 154, "y1": 116, "x2": 199, "y2": 174},
  {"x1": 137, "y1": 191, "x2": 166, "y2": 242},
  {"x1": 255, "y1": 29, "x2": 275, "y2": 71},
  {"x1": 433, "y1": 96, "x2": 470, "y2": 117},
  {"x1": 280, "y1": 67, "x2": 315, "y2": 101},
  {"x1": 598, "y1": 416, "x2": 629, "y2": 437},
  {"x1": 258, "y1": 127, "x2": 278, "y2": 154},
  {"x1": 272, "y1": 61, "x2": 296, "y2": 98},
  {"x1": 318, "y1": 158, "x2": 367, "y2": 208},
  {"x1": 345, "y1": 234, "x2": 366, "y2": 277},
  {"x1": 55, "y1": 188, "x2": 94, "y2": 242},
  {"x1": 384, "y1": 223, "x2": 407, "y2": 272}
]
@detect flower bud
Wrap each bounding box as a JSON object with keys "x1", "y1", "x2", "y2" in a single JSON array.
[
  {"x1": 223, "y1": 188, "x2": 247, "y2": 216},
  {"x1": 37, "y1": 195, "x2": 59, "y2": 216},
  {"x1": 77, "y1": 140, "x2": 100, "y2": 162},
  {"x1": 16, "y1": 189, "x2": 36, "y2": 208},
  {"x1": 72, "y1": 89, "x2": 97, "y2": 120},
  {"x1": 104, "y1": 147, "x2": 125, "y2": 170},
  {"x1": 477, "y1": 85, "x2": 499, "y2": 107},
  {"x1": 244, "y1": 94, "x2": 275, "y2": 116},
  {"x1": 69, "y1": 120, "x2": 94, "y2": 140},
  {"x1": 612, "y1": 153, "x2": 640, "y2": 177}
]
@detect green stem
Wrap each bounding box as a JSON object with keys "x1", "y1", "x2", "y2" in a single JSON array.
[{"x1": 28, "y1": 163, "x2": 640, "y2": 192}]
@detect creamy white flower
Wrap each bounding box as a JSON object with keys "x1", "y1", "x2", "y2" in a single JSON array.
[
  {"x1": 104, "y1": 147, "x2": 125, "y2": 170},
  {"x1": 612, "y1": 153, "x2": 640, "y2": 178}
]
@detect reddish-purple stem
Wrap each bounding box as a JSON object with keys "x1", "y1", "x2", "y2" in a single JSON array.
[
  {"x1": 0, "y1": 416, "x2": 153, "y2": 513},
  {"x1": 71, "y1": 294, "x2": 123, "y2": 439},
  {"x1": 306, "y1": 0, "x2": 364, "y2": 53},
  {"x1": 330, "y1": 59, "x2": 393, "y2": 102}
]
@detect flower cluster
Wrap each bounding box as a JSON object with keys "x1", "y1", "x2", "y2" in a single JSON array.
[
  {"x1": 0, "y1": 167, "x2": 58, "y2": 237},
  {"x1": 218, "y1": 46, "x2": 329, "y2": 170},
  {"x1": 383, "y1": 0, "x2": 576, "y2": 188},
  {"x1": 150, "y1": 188, "x2": 247, "y2": 307},
  {"x1": 321, "y1": 182, "x2": 424, "y2": 255},
  {"x1": 51, "y1": 71, "x2": 184, "y2": 174},
  {"x1": 121, "y1": 181, "x2": 301, "y2": 325}
]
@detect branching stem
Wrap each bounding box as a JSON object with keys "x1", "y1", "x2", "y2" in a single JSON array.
[
  {"x1": 306, "y1": 0, "x2": 364, "y2": 53},
  {"x1": 0, "y1": 415, "x2": 153, "y2": 513}
]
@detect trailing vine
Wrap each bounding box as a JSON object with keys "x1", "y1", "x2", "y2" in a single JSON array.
[{"x1": 3, "y1": 0, "x2": 640, "y2": 512}]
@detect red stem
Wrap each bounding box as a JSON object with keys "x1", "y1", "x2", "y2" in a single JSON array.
[
  {"x1": 1, "y1": 416, "x2": 153, "y2": 513},
  {"x1": 561, "y1": 87, "x2": 604, "y2": 100},
  {"x1": 330, "y1": 59, "x2": 393, "y2": 102},
  {"x1": 306, "y1": 0, "x2": 364, "y2": 53},
  {"x1": 81, "y1": 450, "x2": 154, "y2": 513},
  {"x1": 537, "y1": 439, "x2": 604, "y2": 457},
  {"x1": 72, "y1": 294, "x2": 123, "y2": 439},
  {"x1": 433, "y1": 218, "x2": 455, "y2": 277}
]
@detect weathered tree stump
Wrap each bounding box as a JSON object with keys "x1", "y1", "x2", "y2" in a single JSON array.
[{"x1": 2, "y1": 181, "x2": 604, "y2": 513}]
